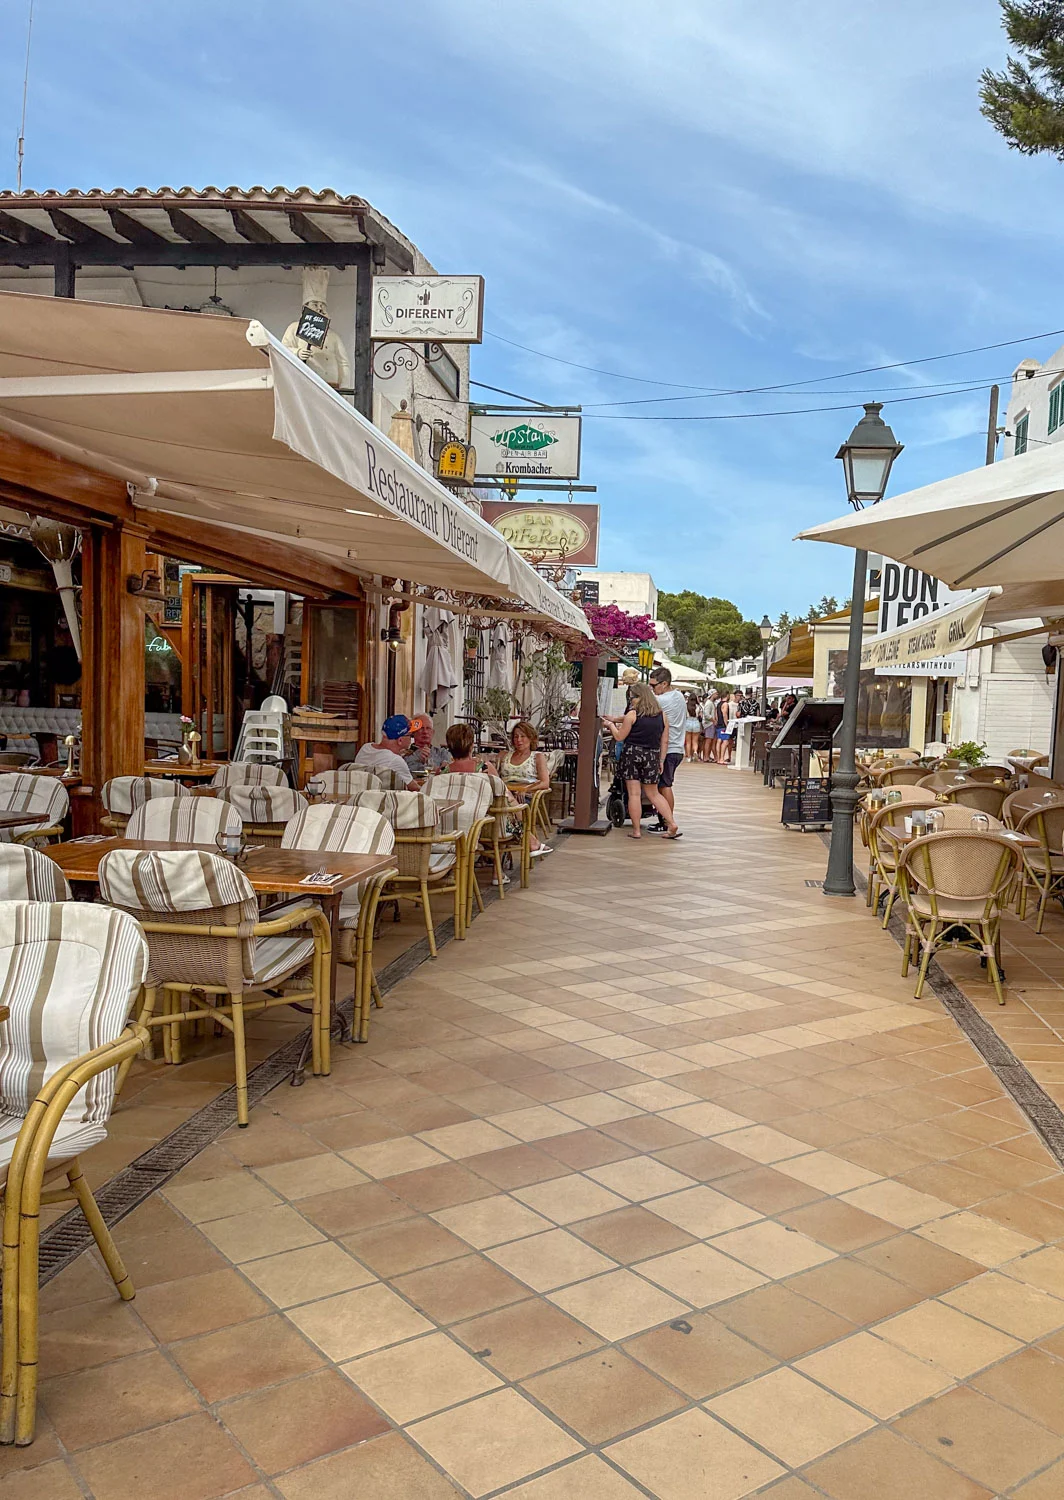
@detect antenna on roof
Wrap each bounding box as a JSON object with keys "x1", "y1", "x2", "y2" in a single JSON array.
[{"x1": 16, "y1": 0, "x2": 35, "y2": 192}]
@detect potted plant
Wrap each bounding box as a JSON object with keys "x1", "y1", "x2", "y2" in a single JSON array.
[{"x1": 950, "y1": 740, "x2": 988, "y2": 768}]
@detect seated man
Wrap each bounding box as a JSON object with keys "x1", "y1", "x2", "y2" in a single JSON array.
[
  {"x1": 404, "y1": 714, "x2": 451, "y2": 778},
  {"x1": 353, "y1": 714, "x2": 414, "y2": 786}
]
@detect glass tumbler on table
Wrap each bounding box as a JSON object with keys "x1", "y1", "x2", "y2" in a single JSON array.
[
  {"x1": 926, "y1": 809, "x2": 944, "y2": 834},
  {"x1": 970, "y1": 813, "x2": 990, "y2": 833}
]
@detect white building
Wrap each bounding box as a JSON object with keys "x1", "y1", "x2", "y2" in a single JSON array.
[{"x1": 574, "y1": 569, "x2": 674, "y2": 653}]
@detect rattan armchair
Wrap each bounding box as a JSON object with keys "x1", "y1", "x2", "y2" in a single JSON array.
[
  {"x1": 219, "y1": 785, "x2": 308, "y2": 846},
  {"x1": 100, "y1": 849, "x2": 331, "y2": 1122},
  {"x1": 209, "y1": 763, "x2": 289, "y2": 789},
  {"x1": 0, "y1": 903, "x2": 149, "y2": 1446},
  {"x1": 0, "y1": 774, "x2": 68, "y2": 846},
  {"x1": 876, "y1": 765, "x2": 930, "y2": 788},
  {"x1": 1002, "y1": 788, "x2": 1059, "y2": 829},
  {"x1": 425, "y1": 774, "x2": 496, "y2": 929},
  {"x1": 126, "y1": 796, "x2": 242, "y2": 843},
  {"x1": 101, "y1": 775, "x2": 190, "y2": 835},
  {"x1": 349, "y1": 790, "x2": 463, "y2": 953},
  {"x1": 860, "y1": 789, "x2": 935, "y2": 903},
  {"x1": 0, "y1": 844, "x2": 71, "y2": 900},
  {"x1": 944, "y1": 782, "x2": 1008, "y2": 820},
  {"x1": 305, "y1": 766, "x2": 383, "y2": 798},
  {"x1": 866, "y1": 802, "x2": 922, "y2": 924},
  {"x1": 897, "y1": 831, "x2": 1020, "y2": 1004},
  {"x1": 1014, "y1": 804, "x2": 1064, "y2": 931}
]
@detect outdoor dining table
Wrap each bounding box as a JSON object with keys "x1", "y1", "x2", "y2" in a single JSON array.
[
  {"x1": 43, "y1": 837, "x2": 397, "y2": 1072},
  {"x1": 143, "y1": 760, "x2": 223, "y2": 781},
  {"x1": 0, "y1": 810, "x2": 49, "y2": 833}
]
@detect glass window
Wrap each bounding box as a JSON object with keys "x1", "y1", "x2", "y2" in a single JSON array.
[
  {"x1": 1051, "y1": 386, "x2": 1062, "y2": 436},
  {"x1": 1015, "y1": 413, "x2": 1029, "y2": 455}
]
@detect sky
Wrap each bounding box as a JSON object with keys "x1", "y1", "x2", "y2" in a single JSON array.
[{"x1": 1, "y1": 0, "x2": 1060, "y2": 621}]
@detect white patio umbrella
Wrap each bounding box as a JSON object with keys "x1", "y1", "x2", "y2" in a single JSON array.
[
  {"x1": 420, "y1": 605, "x2": 460, "y2": 715},
  {"x1": 487, "y1": 621, "x2": 513, "y2": 693}
]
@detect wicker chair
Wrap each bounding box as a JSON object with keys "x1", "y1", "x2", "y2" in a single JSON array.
[
  {"x1": 0, "y1": 845, "x2": 71, "y2": 900},
  {"x1": 101, "y1": 775, "x2": 191, "y2": 835},
  {"x1": 867, "y1": 802, "x2": 928, "y2": 924},
  {"x1": 372, "y1": 768, "x2": 407, "y2": 792},
  {"x1": 927, "y1": 805, "x2": 1002, "y2": 832},
  {"x1": 349, "y1": 790, "x2": 463, "y2": 954},
  {"x1": 100, "y1": 848, "x2": 330, "y2": 1122},
  {"x1": 281, "y1": 804, "x2": 395, "y2": 1041},
  {"x1": 876, "y1": 765, "x2": 929, "y2": 788},
  {"x1": 944, "y1": 782, "x2": 1008, "y2": 820},
  {"x1": 1003, "y1": 788, "x2": 1060, "y2": 829},
  {"x1": 897, "y1": 831, "x2": 1020, "y2": 1004},
  {"x1": 1014, "y1": 804, "x2": 1064, "y2": 931},
  {"x1": 0, "y1": 902, "x2": 149, "y2": 1445},
  {"x1": 0, "y1": 774, "x2": 68, "y2": 846},
  {"x1": 305, "y1": 767, "x2": 382, "y2": 799},
  {"x1": 962, "y1": 765, "x2": 1014, "y2": 784},
  {"x1": 126, "y1": 796, "x2": 242, "y2": 843},
  {"x1": 219, "y1": 785, "x2": 308, "y2": 846},
  {"x1": 425, "y1": 774, "x2": 496, "y2": 928},
  {"x1": 859, "y1": 788, "x2": 935, "y2": 882},
  {"x1": 209, "y1": 763, "x2": 289, "y2": 789},
  {"x1": 918, "y1": 771, "x2": 972, "y2": 794}
]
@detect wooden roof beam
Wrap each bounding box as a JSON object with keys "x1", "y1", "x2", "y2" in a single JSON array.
[
  {"x1": 287, "y1": 210, "x2": 335, "y2": 245},
  {"x1": 165, "y1": 207, "x2": 227, "y2": 245},
  {"x1": 0, "y1": 211, "x2": 51, "y2": 248},
  {"x1": 229, "y1": 208, "x2": 280, "y2": 244},
  {"x1": 106, "y1": 208, "x2": 170, "y2": 247}
]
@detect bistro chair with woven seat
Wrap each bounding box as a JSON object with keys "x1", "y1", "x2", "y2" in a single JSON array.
[
  {"x1": 281, "y1": 804, "x2": 395, "y2": 1041},
  {"x1": 867, "y1": 801, "x2": 932, "y2": 924},
  {"x1": 0, "y1": 902, "x2": 149, "y2": 1445},
  {"x1": 1014, "y1": 803, "x2": 1064, "y2": 930},
  {"x1": 99, "y1": 848, "x2": 330, "y2": 1122},
  {"x1": 962, "y1": 765, "x2": 1014, "y2": 785},
  {"x1": 101, "y1": 775, "x2": 190, "y2": 835},
  {"x1": 1003, "y1": 788, "x2": 1061, "y2": 829},
  {"x1": 349, "y1": 790, "x2": 463, "y2": 954},
  {"x1": 944, "y1": 782, "x2": 1009, "y2": 821},
  {"x1": 372, "y1": 768, "x2": 407, "y2": 792},
  {"x1": 859, "y1": 787, "x2": 935, "y2": 893},
  {"x1": 0, "y1": 775, "x2": 68, "y2": 846},
  {"x1": 209, "y1": 763, "x2": 289, "y2": 790},
  {"x1": 220, "y1": 785, "x2": 308, "y2": 846},
  {"x1": 876, "y1": 765, "x2": 929, "y2": 788},
  {"x1": 897, "y1": 831, "x2": 1021, "y2": 1004},
  {"x1": 0, "y1": 845, "x2": 71, "y2": 901},
  {"x1": 305, "y1": 767, "x2": 382, "y2": 800},
  {"x1": 125, "y1": 795, "x2": 243, "y2": 844},
  {"x1": 425, "y1": 773, "x2": 496, "y2": 928},
  {"x1": 918, "y1": 771, "x2": 972, "y2": 794}
]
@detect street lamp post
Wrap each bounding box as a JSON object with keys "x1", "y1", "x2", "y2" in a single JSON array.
[
  {"x1": 823, "y1": 403, "x2": 903, "y2": 898},
  {"x1": 759, "y1": 615, "x2": 773, "y2": 722}
]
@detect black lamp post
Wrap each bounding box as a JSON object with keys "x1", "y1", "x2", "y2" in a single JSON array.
[
  {"x1": 759, "y1": 616, "x2": 773, "y2": 720},
  {"x1": 823, "y1": 403, "x2": 903, "y2": 898}
]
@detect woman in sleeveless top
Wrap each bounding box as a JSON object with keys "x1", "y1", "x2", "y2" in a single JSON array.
[{"x1": 603, "y1": 681, "x2": 681, "y2": 840}]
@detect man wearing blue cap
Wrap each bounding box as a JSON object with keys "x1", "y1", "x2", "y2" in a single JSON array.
[{"x1": 353, "y1": 714, "x2": 415, "y2": 786}]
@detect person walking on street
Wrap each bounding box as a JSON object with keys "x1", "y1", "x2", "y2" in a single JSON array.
[
  {"x1": 649, "y1": 666, "x2": 688, "y2": 828},
  {"x1": 684, "y1": 694, "x2": 702, "y2": 762},
  {"x1": 701, "y1": 690, "x2": 718, "y2": 763},
  {"x1": 603, "y1": 681, "x2": 681, "y2": 840}
]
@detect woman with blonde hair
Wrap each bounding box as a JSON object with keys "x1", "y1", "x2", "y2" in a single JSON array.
[
  {"x1": 499, "y1": 720, "x2": 552, "y2": 856},
  {"x1": 603, "y1": 681, "x2": 681, "y2": 840}
]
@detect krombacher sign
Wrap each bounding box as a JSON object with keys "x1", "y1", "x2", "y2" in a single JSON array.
[{"x1": 471, "y1": 413, "x2": 581, "y2": 480}]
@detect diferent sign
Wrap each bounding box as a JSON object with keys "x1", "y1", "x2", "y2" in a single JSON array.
[
  {"x1": 480, "y1": 501, "x2": 599, "y2": 566},
  {"x1": 370, "y1": 276, "x2": 484, "y2": 343}
]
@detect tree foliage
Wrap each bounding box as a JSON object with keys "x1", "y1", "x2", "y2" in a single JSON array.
[
  {"x1": 657, "y1": 591, "x2": 764, "y2": 663},
  {"x1": 980, "y1": 1, "x2": 1064, "y2": 157}
]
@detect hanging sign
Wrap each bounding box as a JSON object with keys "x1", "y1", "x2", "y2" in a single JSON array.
[
  {"x1": 471, "y1": 413, "x2": 581, "y2": 480},
  {"x1": 435, "y1": 441, "x2": 477, "y2": 488},
  {"x1": 370, "y1": 276, "x2": 484, "y2": 343},
  {"x1": 480, "y1": 501, "x2": 599, "y2": 565},
  {"x1": 296, "y1": 307, "x2": 330, "y2": 348},
  {"x1": 867, "y1": 562, "x2": 983, "y2": 678}
]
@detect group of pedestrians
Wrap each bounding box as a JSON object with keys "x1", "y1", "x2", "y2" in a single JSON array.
[{"x1": 680, "y1": 688, "x2": 758, "y2": 766}]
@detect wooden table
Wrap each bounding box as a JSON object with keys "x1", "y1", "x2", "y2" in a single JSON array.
[
  {"x1": 44, "y1": 838, "x2": 397, "y2": 1061},
  {"x1": 881, "y1": 826, "x2": 1037, "y2": 850},
  {"x1": 144, "y1": 761, "x2": 223, "y2": 781},
  {"x1": 0, "y1": 810, "x2": 48, "y2": 833}
]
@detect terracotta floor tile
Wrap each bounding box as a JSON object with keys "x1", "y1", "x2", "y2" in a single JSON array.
[
  {"x1": 466, "y1": 1142, "x2": 569, "y2": 1188},
  {"x1": 135, "y1": 1268, "x2": 271, "y2": 1347},
  {"x1": 254, "y1": 1151, "x2": 370, "y2": 1201},
  {"x1": 549, "y1": 1267, "x2": 689, "y2": 1340},
  {"x1": 601, "y1": 1115, "x2": 697, "y2": 1151},
  {"x1": 0, "y1": 1459, "x2": 85, "y2": 1499},
  {"x1": 711, "y1": 1220, "x2": 836, "y2": 1277},
  {"x1": 716, "y1": 1165, "x2": 824, "y2": 1213},
  {"x1": 39, "y1": 1349, "x2": 199, "y2": 1450},
  {"x1": 645, "y1": 1184, "x2": 762, "y2": 1238},
  {"x1": 637, "y1": 1242, "x2": 768, "y2": 1305},
  {"x1": 523, "y1": 1347, "x2": 683, "y2": 1443},
  {"x1": 606, "y1": 1406, "x2": 784, "y2": 1499},
  {"x1": 779, "y1": 1198, "x2": 897, "y2": 1253},
  {"x1": 384, "y1": 1160, "x2": 497, "y2": 1212},
  {"x1": 340, "y1": 1215, "x2": 467, "y2": 1276},
  {"x1": 487, "y1": 1227, "x2": 617, "y2": 1291},
  {"x1": 275, "y1": 1430, "x2": 465, "y2": 1499},
  {"x1": 797, "y1": 1329, "x2": 953, "y2": 1417},
  {"x1": 895, "y1": 1385, "x2": 1064, "y2": 1491},
  {"x1": 198, "y1": 1203, "x2": 324, "y2": 1263},
  {"x1": 977, "y1": 1190, "x2": 1064, "y2": 1243},
  {"x1": 408, "y1": 1386, "x2": 581, "y2": 1497},
  {"x1": 608, "y1": 1080, "x2": 701, "y2": 1111},
  {"x1": 341, "y1": 1135, "x2": 448, "y2": 1178},
  {"x1": 877, "y1": 1299, "x2": 1021, "y2": 1376},
  {"x1": 1012, "y1": 1458, "x2": 1064, "y2": 1499},
  {"x1": 774, "y1": 1149, "x2": 880, "y2": 1194},
  {"x1": 786, "y1": 1258, "x2": 922, "y2": 1323},
  {"x1": 623, "y1": 1310, "x2": 777, "y2": 1397},
  {"x1": 571, "y1": 1204, "x2": 697, "y2": 1263},
  {"x1": 802, "y1": 1426, "x2": 995, "y2": 1500},
  {"x1": 587, "y1": 1154, "x2": 697, "y2": 1202},
  {"x1": 171, "y1": 1312, "x2": 323, "y2": 1401},
  {"x1": 220, "y1": 1368, "x2": 389, "y2": 1476},
  {"x1": 110, "y1": 1222, "x2": 227, "y2": 1287},
  {"x1": 76, "y1": 1412, "x2": 257, "y2": 1500},
  {"x1": 855, "y1": 1232, "x2": 984, "y2": 1295},
  {"x1": 713, "y1": 1282, "x2": 856, "y2": 1360},
  {"x1": 299, "y1": 1181, "x2": 411, "y2": 1236},
  {"x1": 972, "y1": 1347, "x2": 1064, "y2": 1434},
  {"x1": 342, "y1": 1330, "x2": 501, "y2": 1422},
  {"x1": 37, "y1": 1299, "x2": 153, "y2": 1379},
  {"x1": 416, "y1": 1119, "x2": 521, "y2": 1158},
  {"x1": 839, "y1": 1180, "x2": 952, "y2": 1229},
  {"x1": 286, "y1": 1281, "x2": 433, "y2": 1360},
  {"x1": 431, "y1": 1193, "x2": 552, "y2": 1248},
  {"x1": 709, "y1": 1363, "x2": 874, "y2": 1466},
  {"x1": 942, "y1": 1271, "x2": 1064, "y2": 1340},
  {"x1": 394, "y1": 1251, "x2": 529, "y2": 1322},
  {"x1": 452, "y1": 1296, "x2": 603, "y2": 1378},
  {"x1": 240, "y1": 1241, "x2": 376, "y2": 1308},
  {"x1": 500, "y1": 1453, "x2": 648, "y2": 1498},
  {"x1": 513, "y1": 1173, "x2": 629, "y2": 1224},
  {"x1": 1008, "y1": 1245, "x2": 1064, "y2": 1297},
  {"x1": 161, "y1": 1171, "x2": 281, "y2": 1223},
  {"x1": 916, "y1": 1210, "x2": 1042, "y2": 1266}
]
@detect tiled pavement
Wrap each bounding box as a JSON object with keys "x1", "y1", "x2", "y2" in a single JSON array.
[{"x1": 13, "y1": 766, "x2": 1064, "y2": 1498}]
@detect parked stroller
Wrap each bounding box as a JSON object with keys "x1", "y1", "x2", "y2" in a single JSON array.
[{"x1": 605, "y1": 760, "x2": 656, "y2": 828}]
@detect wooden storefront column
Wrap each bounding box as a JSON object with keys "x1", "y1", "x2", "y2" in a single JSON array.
[
  {"x1": 81, "y1": 522, "x2": 148, "y2": 800},
  {"x1": 561, "y1": 653, "x2": 611, "y2": 836}
]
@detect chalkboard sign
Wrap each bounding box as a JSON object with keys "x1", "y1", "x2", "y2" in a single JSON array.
[
  {"x1": 296, "y1": 307, "x2": 330, "y2": 348},
  {"x1": 781, "y1": 776, "x2": 833, "y2": 830}
]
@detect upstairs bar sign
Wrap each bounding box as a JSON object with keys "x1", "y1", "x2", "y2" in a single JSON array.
[{"x1": 371, "y1": 276, "x2": 484, "y2": 343}]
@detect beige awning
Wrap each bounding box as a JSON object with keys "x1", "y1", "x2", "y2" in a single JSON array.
[
  {"x1": 0, "y1": 290, "x2": 590, "y2": 637},
  {"x1": 859, "y1": 589, "x2": 995, "y2": 670}
]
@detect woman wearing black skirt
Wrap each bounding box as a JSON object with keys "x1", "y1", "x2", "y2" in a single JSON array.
[{"x1": 603, "y1": 681, "x2": 682, "y2": 840}]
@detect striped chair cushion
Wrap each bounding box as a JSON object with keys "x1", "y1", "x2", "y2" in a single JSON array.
[
  {"x1": 252, "y1": 932, "x2": 316, "y2": 985},
  {"x1": 373, "y1": 769, "x2": 406, "y2": 792},
  {"x1": 99, "y1": 847, "x2": 258, "y2": 918},
  {"x1": 0, "y1": 845, "x2": 71, "y2": 901},
  {"x1": 102, "y1": 777, "x2": 190, "y2": 815},
  {"x1": 282, "y1": 804, "x2": 394, "y2": 921},
  {"x1": 426, "y1": 773, "x2": 493, "y2": 831},
  {"x1": 0, "y1": 1112, "x2": 107, "y2": 1188},
  {"x1": 0, "y1": 902, "x2": 147, "y2": 1125},
  {"x1": 222, "y1": 786, "x2": 307, "y2": 826},
  {"x1": 308, "y1": 768, "x2": 382, "y2": 797},
  {"x1": 126, "y1": 798, "x2": 243, "y2": 843},
  {"x1": 210, "y1": 763, "x2": 289, "y2": 788},
  {"x1": 348, "y1": 790, "x2": 440, "y2": 830},
  {"x1": 0, "y1": 773, "x2": 69, "y2": 842}
]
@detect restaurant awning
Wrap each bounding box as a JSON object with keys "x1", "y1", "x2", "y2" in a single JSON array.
[
  {"x1": 0, "y1": 290, "x2": 590, "y2": 638},
  {"x1": 859, "y1": 588, "x2": 996, "y2": 670}
]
